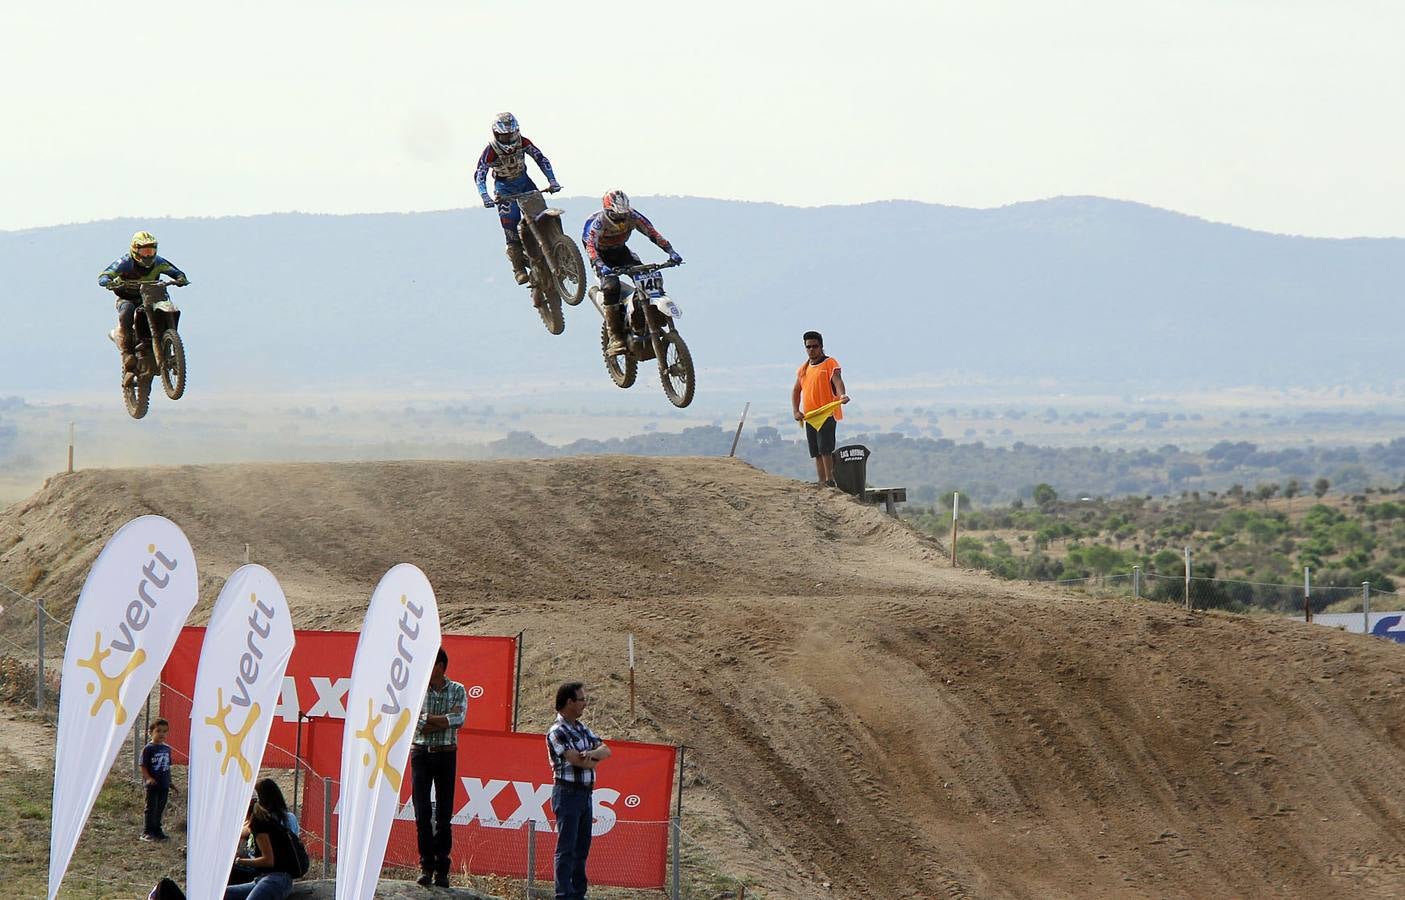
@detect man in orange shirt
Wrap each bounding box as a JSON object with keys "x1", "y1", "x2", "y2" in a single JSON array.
[{"x1": 791, "y1": 330, "x2": 851, "y2": 486}]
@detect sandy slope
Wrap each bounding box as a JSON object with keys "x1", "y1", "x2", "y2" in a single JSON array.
[{"x1": 5, "y1": 457, "x2": 1405, "y2": 898}]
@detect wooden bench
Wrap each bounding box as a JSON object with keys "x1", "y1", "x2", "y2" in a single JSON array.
[{"x1": 863, "y1": 487, "x2": 907, "y2": 516}]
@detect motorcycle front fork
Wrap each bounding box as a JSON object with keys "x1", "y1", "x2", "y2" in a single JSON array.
[{"x1": 141, "y1": 311, "x2": 165, "y2": 367}]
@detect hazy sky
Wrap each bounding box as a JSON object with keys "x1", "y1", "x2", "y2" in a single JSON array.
[{"x1": 7, "y1": 1, "x2": 1401, "y2": 237}]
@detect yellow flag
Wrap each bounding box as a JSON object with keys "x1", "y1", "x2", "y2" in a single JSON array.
[{"x1": 802, "y1": 399, "x2": 844, "y2": 430}]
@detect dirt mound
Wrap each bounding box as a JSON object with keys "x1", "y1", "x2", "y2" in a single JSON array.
[{"x1": 6, "y1": 457, "x2": 1405, "y2": 898}]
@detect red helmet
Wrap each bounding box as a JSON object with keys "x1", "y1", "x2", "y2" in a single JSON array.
[{"x1": 602, "y1": 190, "x2": 631, "y2": 224}]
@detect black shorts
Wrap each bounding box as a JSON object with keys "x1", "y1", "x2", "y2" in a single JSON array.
[{"x1": 805, "y1": 418, "x2": 837, "y2": 458}]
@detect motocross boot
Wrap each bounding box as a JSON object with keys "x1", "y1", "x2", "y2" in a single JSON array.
[
  {"x1": 505, "y1": 242, "x2": 531, "y2": 285},
  {"x1": 116, "y1": 328, "x2": 139, "y2": 387},
  {"x1": 603, "y1": 304, "x2": 628, "y2": 356}
]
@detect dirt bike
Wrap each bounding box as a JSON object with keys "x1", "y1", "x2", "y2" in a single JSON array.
[
  {"x1": 588, "y1": 260, "x2": 695, "y2": 408},
  {"x1": 106, "y1": 280, "x2": 188, "y2": 419},
  {"x1": 494, "y1": 186, "x2": 588, "y2": 335}
]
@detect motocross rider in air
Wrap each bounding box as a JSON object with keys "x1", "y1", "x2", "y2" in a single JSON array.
[
  {"x1": 582, "y1": 190, "x2": 683, "y2": 355},
  {"x1": 97, "y1": 231, "x2": 189, "y2": 385},
  {"x1": 475, "y1": 112, "x2": 561, "y2": 289}
]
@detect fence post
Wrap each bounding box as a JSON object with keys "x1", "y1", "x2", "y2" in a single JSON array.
[
  {"x1": 1132, "y1": 566, "x2": 1141, "y2": 601},
  {"x1": 36, "y1": 597, "x2": 45, "y2": 711},
  {"x1": 293, "y1": 713, "x2": 305, "y2": 820},
  {"x1": 322, "y1": 776, "x2": 333, "y2": 879},
  {"x1": 1363, "y1": 581, "x2": 1371, "y2": 635},
  {"x1": 526, "y1": 819, "x2": 536, "y2": 898},
  {"x1": 1304, "y1": 566, "x2": 1312, "y2": 623},
  {"x1": 1183, "y1": 547, "x2": 1191, "y2": 610},
  {"x1": 513, "y1": 630, "x2": 524, "y2": 732},
  {"x1": 728, "y1": 401, "x2": 750, "y2": 457},
  {"x1": 670, "y1": 816, "x2": 682, "y2": 900},
  {"x1": 628, "y1": 634, "x2": 636, "y2": 718},
  {"x1": 950, "y1": 492, "x2": 960, "y2": 566},
  {"x1": 133, "y1": 717, "x2": 142, "y2": 782}
]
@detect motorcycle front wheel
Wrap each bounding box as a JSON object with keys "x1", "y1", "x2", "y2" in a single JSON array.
[
  {"x1": 553, "y1": 237, "x2": 587, "y2": 306},
  {"x1": 160, "y1": 330, "x2": 187, "y2": 400},
  {"x1": 657, "y1": 331, "x2": 695, "y2": 408}
]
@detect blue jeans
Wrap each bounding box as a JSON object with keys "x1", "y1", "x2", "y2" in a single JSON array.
[
  {"x1": 551, "y1": 783, "x2": 593, "y2": 900},
  {"x1": 494, "y1": 174, "x2": 538, "y2": 243},
  {"x1": 223, "y1": 872, "x2": 292, "y2": 900}
]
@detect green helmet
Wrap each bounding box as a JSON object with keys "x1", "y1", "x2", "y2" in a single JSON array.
[{"x1": 130, "y1": 231, "x2": 158, "y2": 269}]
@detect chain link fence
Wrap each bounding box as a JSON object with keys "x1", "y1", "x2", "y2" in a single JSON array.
[
  {"x1": 1039, "y1": 567, "x2": 1402, "y2": 623},
  {"x1": 0, "y1": 579, "x2": 66, "y2": 710}
]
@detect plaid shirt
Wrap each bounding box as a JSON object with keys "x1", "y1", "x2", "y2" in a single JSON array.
[
  {"x1": 413, "y1": 678, "x2": 467, "y2": 747},
  {"x1": 547, "y1": 715, "x2": 602, "y2": 786}
]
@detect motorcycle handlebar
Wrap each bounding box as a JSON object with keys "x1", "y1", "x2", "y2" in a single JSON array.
[
  {"x1": 611, "y1": 260, "x2": 682, "y2": 276},
  {"x1": 494, "y1": 185, "x2": 561, "y2": 203},
  {"x1": 106, "y1": 279, "x2": 186, "y2": 290}
]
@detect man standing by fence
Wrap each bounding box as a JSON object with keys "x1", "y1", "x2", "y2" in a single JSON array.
[
  {"x1": 791, "y1": 330, "x2": 850, "y2": 486},
  {"x1": 410, "y1": 647, "x2": 466, "y2": 888},
  {"x1": 548, "y1": 681, "x2": 611, "y2": 900}
]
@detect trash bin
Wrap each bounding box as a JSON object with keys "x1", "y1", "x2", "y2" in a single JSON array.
[{"x1": 832, "y1": 444, "x2": 870, "y2": 497}]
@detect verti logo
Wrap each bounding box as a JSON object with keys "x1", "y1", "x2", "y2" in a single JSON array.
[
  {"x1": 351, "y1": 592, "x2": 428, "y2": 791},
  {"x1": 354, "y1": 699, "x2": 411, "y2": 791},
  {"x1": 200, "y1": 590, "x2": 278, "y2": 782},
  {"x1": 77, "y1": 542, "x2": 179, "y2": 723},
  {"x1": 76, "y1": 633, "x2": 146, "y2": 724},
  {"x1": 205, "y1": 689, "x2": 261, "y2": 781}
]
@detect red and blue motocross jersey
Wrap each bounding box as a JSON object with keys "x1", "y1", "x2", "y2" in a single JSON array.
[
  {"x1": 581, "y1": 210, "x2": 673, "y2": 268},
  {"x1": 474, "y1": 137, "x2": 557, "y2": 198}
]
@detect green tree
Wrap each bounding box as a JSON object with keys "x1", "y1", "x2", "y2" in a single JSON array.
[
  {"x1": 1083, "y1": 544, "x2": 1127, "y2": 576},
  {"x1": 1033, "y1": 483, "x2": 1059, "y2": 510},
  {"x1": 1314, "y1": 477, "x2": 1330, "y2": 498},
  {"x1": 1284, "y1": 479, "x2": 1301, "y2": 513},
  {"x1": 1152, "y1": 549, "x2": 1183, "y2": 574}
]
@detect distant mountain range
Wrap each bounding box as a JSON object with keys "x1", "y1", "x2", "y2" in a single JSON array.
[{"x1": 7, "y1": 196, "x2": 1402, "y2": 404}]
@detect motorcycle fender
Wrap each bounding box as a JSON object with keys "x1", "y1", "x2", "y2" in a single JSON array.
[
  {"x1": 153, "y1": 299, "x2": 179, "y2": 313},
  {"x1": 651, "y1": 295, "x2": 682, "y2": 320},
  {"x1": 533, "y1": 208, "x2": 564, "y2": 221}
]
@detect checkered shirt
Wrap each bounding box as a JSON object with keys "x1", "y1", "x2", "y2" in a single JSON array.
[
  {"x1": 547, "y1": 714, "x2": 602, "y2": 786},
  {"x1": 413, "y1": 678, "x2": 467, "y2": 747}
]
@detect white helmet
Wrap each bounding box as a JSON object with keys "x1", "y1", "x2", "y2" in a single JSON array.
[
  {"x1": 602, "y1": 190, "x2": 631, "y2": 224},
  {"x1": 491, "y1": 112, "x2": 520, "y2": 152}
]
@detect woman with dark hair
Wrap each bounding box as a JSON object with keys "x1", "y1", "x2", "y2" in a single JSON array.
[
  {"x1": 225, "y1": 778, "x2": 300, "y2": 899},
  {"x1": 254, "y1": 778, "x2": 298, "y2": 835}
]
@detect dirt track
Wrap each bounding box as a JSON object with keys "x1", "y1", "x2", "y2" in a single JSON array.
[{"x1": 5, "y1": 457, "x2": 1405, "y2": 898}]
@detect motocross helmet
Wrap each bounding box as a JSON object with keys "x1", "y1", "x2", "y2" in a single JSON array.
[
  {"x1": 491, "y1": 112, "x2": 521, "y2": 153},
  {"x1": 130, "y1": 231, "x2": 158, "y2": 269},
  {"x1": 602, "y1": 190, "x2": 631, "y2": 224}
]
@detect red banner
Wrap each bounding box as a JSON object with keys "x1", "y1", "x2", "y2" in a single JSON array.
[
  {"x1": 300, "y1": 729, "x2": 677, "y2": 889},
  {"x1": 160, "y1": 627, "x2": 517, "y2": 766}
]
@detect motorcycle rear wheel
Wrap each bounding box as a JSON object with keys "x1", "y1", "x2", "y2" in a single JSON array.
[
  {"x1": 535, "y1": 286, "x2": 565, "y2": 335},
  {"x1": 553, "y1": 237, "x2": 587, "y2": 306},
  {"x1": 602, "y1": 322, "x2": 637, "y2": 388},
  {"x1": 658, "y1": 331, "x2": 695, "y2": 408},
  {"x1": 124, "y1": 375, "x2": 152, "y2": 419},
  {"x1": 160, "y1": 330, "x2": 187, "y2": 400}
]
